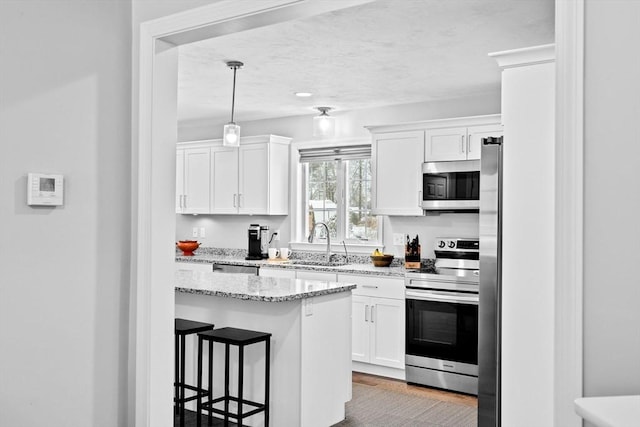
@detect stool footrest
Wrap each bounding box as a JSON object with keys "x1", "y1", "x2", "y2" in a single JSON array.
[{"x1": 202, "y1": 395, "x2": 266, "y2": 419}]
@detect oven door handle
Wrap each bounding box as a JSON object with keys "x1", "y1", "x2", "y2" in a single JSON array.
[{"x1": 406, "y1": 290, "x2": 479, "y2": 305}]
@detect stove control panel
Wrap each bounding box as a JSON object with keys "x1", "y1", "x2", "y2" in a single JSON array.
[{"x1": 435, "y1": 238, "x2": 479, "y2": 252}]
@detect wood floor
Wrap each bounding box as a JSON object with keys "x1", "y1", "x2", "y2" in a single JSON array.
[
  {"x1": 352, "y1": 372, "x2": 478, "y2": 408},
  {"x1": 175, "y1": 372, "x2": 477, "y2": 426}
]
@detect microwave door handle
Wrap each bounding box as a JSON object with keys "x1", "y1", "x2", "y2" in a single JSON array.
[{"x1": 406, "y1": 290, "x2": 479, "y2": 305}]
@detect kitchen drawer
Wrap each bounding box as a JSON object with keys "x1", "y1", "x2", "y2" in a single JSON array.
[
  {"x1": 337, "y1": 274, "x2": 404, "y2": 300},
  {"x1": 259, "y1": 267, "x2": 296, "y2": 279},
  {"x1": 175, "y1": 261, "x2": 212, "y2": 273}
]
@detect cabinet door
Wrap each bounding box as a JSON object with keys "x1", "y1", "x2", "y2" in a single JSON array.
[
  {"x1": 183, "y1": 147, "x2": 211, "y2": 214},
  {"x1": 238, "y1": 143, "x2": 269, "y2": 214},
  {"x1": 372, "y1": 131, "x2": 424, "y2": 215},
  {"x1": 466, "y1": 124, "x2": 503, "y2": 160},
  {"x1": 425, "y1": 127, "x2": 467, "y2": 161},
  {"x1": 176, "y1": 148, "x2": 184, "y2": 213},
  {"x1": 352, "y1": 295, "x2": 370, "y2": 363},
  {"x1": 370, "y1": 297, "x2": 405, "y2": 369},
  {"x1": 211, "y1": 146, "x2": 239, "y2": 214}
]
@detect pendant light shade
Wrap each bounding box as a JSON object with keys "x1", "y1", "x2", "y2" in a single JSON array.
[
  {"x1": 223, "y1": 61, "x2": 243, "y2": 147},
  {"x1": 313, "y1": 106, "x2": 335, "y2": 138}
]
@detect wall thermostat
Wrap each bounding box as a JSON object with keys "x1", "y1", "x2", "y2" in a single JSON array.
[{"x1": 27, "y1": 173, "x2": 64, "y2": 206}]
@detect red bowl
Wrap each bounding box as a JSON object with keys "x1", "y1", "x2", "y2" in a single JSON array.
[{"x1": 177, "y1": 240, "x2": 200, "y2": 256}]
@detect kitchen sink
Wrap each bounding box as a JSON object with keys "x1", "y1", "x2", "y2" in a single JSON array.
[{"x1": 287, "y1": 259, "x2": 350, "y2": 267}]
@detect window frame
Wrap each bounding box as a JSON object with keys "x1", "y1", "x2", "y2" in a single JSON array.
[{"x1": 291, "y1": 138, "x2": 383, "y2": 254}]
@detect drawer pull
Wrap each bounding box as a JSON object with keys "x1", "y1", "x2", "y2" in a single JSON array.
[{"x1": 362, "y1": 285, "x2": 379, "y2": 289}]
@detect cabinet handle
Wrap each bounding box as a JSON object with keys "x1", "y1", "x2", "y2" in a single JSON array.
[
  {"x1": 238, "y1": 193, "x2": 242, "y2": 208},
  {"x1": 365, "y1": 305, "x2": 369, "y2": 322},
  {"x1": 461, "y1": 135, "x2": 465, "y2": 153},
  {"x1": 179, "y1": 195, "x2": 183, "y2": 209},
  {"x1": 362, "y1": 285, "x2": 378, "y2": 289},
  {"x1": 418, "y1": 190, "x2": 422, "y2": 207},
  {"x1": 183, "y1": 195, "x2": 187, "y2": 208},
  {"x1": 233, "y1": 194, "x2": 237, "y2": 207},
  {"x1": 371, "y1": 305, "x2": 375, "y2": 323},
  {"x1": 467, "y1": 135, "x2": 472, "y2": 153}
]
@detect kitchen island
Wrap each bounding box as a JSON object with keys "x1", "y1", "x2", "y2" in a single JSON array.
[{"x1": 175, "y1": 269, "x2": 356, "y2": 427}]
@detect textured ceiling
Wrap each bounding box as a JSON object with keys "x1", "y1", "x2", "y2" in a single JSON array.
[{"x1": 177, "y1": 0, "x2": 554, "y2": 125}]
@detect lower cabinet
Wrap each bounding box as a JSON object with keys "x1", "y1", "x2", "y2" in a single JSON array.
[
  {"x1": 258, "y1": 267, "x2": 296, "y2": 279},
  {"x1": 338, "y1": 274, "x2": 405, "y2": 371}
]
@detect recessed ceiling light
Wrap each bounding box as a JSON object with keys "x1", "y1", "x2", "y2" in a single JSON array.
[{"x1": 295, "y1": 92, "x2": 313, "y2": 97}]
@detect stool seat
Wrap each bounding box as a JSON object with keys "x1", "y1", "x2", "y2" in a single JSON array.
[
  {"x1": 198, "y1": 327, "x2": 271, "y2": 345},
  {"x1": 175, "y1": 318, "x2": 215, "y2": 335}
]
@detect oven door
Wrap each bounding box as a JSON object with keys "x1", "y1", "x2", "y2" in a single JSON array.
[
  {"x1": 405, "y1": 289, "x2": 478, "y2": 366},
  {"x1": 421, "y1": 160, "x2": 480, "y2": 211}
]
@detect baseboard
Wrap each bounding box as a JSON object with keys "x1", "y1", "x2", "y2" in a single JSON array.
[{"x1": 352, "y1": 361, "x2": 406, "y2": 380}]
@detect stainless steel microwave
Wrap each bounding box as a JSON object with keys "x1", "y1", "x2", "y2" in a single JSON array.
[{"x1": 421, "y1": 160, "x2": 480, "y2": 211}]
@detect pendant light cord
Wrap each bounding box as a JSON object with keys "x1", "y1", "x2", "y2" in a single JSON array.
[{"x1": 230, "y1": 65, "x2": 238, "y2": 123}]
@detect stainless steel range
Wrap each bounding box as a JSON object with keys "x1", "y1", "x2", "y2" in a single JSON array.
[{"x1": 404, "y1": 237, "x2": 479, "y2": 395}]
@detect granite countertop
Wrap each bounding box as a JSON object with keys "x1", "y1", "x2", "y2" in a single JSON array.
[
  {"x1": 175, "y1": 269, "x2": 357, "y2": 302},
  {"x1": 175, "y1": 253, "x2": 408, "y2": 277}
]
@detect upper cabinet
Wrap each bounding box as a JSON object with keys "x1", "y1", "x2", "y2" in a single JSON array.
[
  {"x1": 177, "y1": 135, "x2": 291, "y2": 215},
  {"x1": 366, "y1": 115, "x2": 501, "y2": 216},
  {"x1": 425, "y1": 120, "x2": 503, "y2": 162},
  {"x1": 370, "y1": 130, "x2": 425, "y2": 216},
  {"x1": 176, "y1": 145, "x2": 211, "y2": 214}
]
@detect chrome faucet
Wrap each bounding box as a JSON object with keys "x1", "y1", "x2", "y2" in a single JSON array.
[{"x1": 308, "y1": 222, "x2": 331, "y2": 262}]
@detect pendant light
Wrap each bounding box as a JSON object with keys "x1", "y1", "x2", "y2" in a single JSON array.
[
  {"x1": 313, "y1": 106, "x2": 336, "y2": 138},
  {"x1": 223, "y1": 61, "x2": 243, "y2": 147}
]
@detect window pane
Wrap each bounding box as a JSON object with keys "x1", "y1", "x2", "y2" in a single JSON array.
[
  {"x1": 346, "y1": 159, "x2": 377, "y2": 241},
  {"x1": 307, "y1": 160, "x2": 338, "y2": 239}
]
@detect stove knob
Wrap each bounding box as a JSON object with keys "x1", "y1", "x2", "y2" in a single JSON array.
[
  {"x1": 437, "y1": 240, "x2": 446, "y2": 248},
  {"x1": 448, "y1": 241, "x2": 456, "y2": 249}
]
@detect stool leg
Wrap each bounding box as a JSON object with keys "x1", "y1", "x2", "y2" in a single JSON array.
[
  {"x1": 208, "y1": 340, "x2": 213, "y2": 427},
  {"x1": 265, "y1": 338, "x2": 270, "y2": 427},
  {"x1": 224, "y1": 343, "x2": 230, "y2": 427},
  {"x1": 174, "y1": 333, "x2": 179, "y2": 416},
  {"x1": 180, "y1": 334, "x2": 186, "y2": 427},
  {"x1": 196, "y1": 336, "x2": 203, "y2": 427},
  {"x1": 238, "y1": 345, "x2": 244, "y2": 427}
]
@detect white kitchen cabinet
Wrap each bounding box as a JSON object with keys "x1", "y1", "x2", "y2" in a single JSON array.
[
  {"x1": 176, "y1": 146, "x2": 211, "y2": 214},
  {"x1": 369, "y1": 130, "x2": 424, "y2": 216},
  {"x1": 338, "y1": 274, "x2": 405, "y2": 371},
  {"x1": 211, "y1": 135, "x2": 291, "y2": 215},
  {"x1": 425, "y1": 122, "x2": 503, "y2": 162}
]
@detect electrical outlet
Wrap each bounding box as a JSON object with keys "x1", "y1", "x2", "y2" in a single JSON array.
[
  {"x1": 393, "y1": 233, "x2": 406, "y2": 245},
  {"x1": 273, "y1": 229, "x2": 280, "y2": 241},
  {"x1": 199, "y1": 227, "x2": 206, "y2": 238},
  {"x1": 192, "y1": 227, "x2": 198, "y2": 238}
]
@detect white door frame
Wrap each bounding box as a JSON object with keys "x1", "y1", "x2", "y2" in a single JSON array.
[
  {"x1": 132, "y1": 0, "x2": 584, "y2": 426},
  {"x1": 132, "y1": 2, "x2": 377, "y2": 426}
]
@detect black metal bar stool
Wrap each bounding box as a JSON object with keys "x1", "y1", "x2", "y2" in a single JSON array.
[
  {"x1": 175, "y1": 318, "x2": 215, "y2": 427},
  {"x1": 196, "y1": 327, "x2": 271, "y2": 427}
]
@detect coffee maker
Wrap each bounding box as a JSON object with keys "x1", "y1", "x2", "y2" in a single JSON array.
[{"x1": 246, "y1": 224, "x2": 263, "y2": 260}]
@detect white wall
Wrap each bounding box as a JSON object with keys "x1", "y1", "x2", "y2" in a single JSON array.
[
  {"x1": 176, "y1": 93, "x2": 500, "y2": 250},
  {"x1": 583, "y1": 0, "x2": 640, "y2": 403},
  {"x1": 0, "y1": 2, "x2": 131, "y2": 426}
]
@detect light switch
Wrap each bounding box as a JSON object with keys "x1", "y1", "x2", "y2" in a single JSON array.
[
  {"x1": 393, "y1": 233, "x2": 406, "y2": 245},
  {"x1": 199, "y1": 227, "x2": 206, "y2": 237}
]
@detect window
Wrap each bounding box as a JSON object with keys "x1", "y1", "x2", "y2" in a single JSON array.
[{"x1": 299, "y1": 145, "x2": 379, "y2": 244}]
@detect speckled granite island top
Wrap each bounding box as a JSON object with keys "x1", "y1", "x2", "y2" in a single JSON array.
[{"x1": 175, "y1": 269, "x2": 357, "y2": 302}]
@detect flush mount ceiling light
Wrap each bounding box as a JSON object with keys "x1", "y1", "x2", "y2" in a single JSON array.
[
  {"x1": 222, "y1": 60, "x2": 243, "y2": 147},
  {"x1": 313, "y1": 106, "x2": 335, "y2": 138}
]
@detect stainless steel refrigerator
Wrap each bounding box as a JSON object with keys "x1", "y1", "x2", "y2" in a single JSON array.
[{"x1": 478, "y1": 137, "x2": 503, "y2": 426}]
